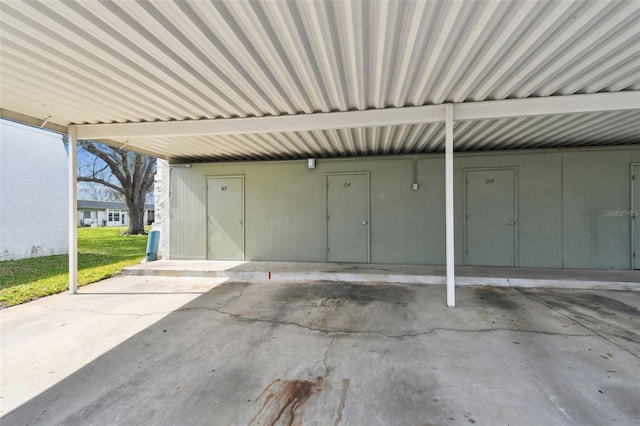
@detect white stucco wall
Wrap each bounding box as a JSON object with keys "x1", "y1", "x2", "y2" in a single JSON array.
[{"x1": 0, "y1": 120, "x2": 68, "y2": 260}]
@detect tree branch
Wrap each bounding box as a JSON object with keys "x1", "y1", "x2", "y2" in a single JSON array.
[
  {"x1": 77, "y1": 176, "x2": 126, "y2": 194},
  {"x1": 80, "y1": 142, "x2": 127, "y2": 185}
]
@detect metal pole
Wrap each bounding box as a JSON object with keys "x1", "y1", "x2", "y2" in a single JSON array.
[
  {"x1": 445, "y1": 104, "x2": 455, "y2": 307},
  {"x1": 68, "y1": 127, "x2": 78, "y2": 294}
]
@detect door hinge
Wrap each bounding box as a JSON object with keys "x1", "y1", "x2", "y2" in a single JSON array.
[
  {"x1": 634, "y1": 252, "x2": 636, "y2": 258},
  {"x1": 465, "y1": 249, "x2": 469, "y2": 255}
]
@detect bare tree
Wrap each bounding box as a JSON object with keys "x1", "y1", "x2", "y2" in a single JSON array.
[
  {"x1": 79, "y1": 182, "x2": 124, "y2": 202},
  {"x1": 77, "y1": 141, "x2": 155, "y2": 234}
]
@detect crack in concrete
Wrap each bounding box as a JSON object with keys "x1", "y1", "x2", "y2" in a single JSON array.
[
  {"x1": 514, "y1": 288, "x2": 640, "y2": 360},
  {"x1": 199, "y1": 306, "x2": 595, "y2": 340},
  {"x1": 31, "y1": 286, "x2": 620, "y2": 346},
  {"x1": 310, "y1": 334, "x2": 335, "y2": 378},
  {"x1": 30, "y1": 282, "x2": 252, "y2": 319},
  {"x1": 218, "y1": 282, "x2": 250, "y2": 309},
  {"x1": 322, "y1": 334, "x2": 335, "y2": 376},
  {"x1": 27, "y1": 306, "x2": 175, "y2": 318}
]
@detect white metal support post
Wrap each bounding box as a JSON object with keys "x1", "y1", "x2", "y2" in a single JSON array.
[
  {"x1": 445, "y1": 104, "x2": 455, "y2": 307},
  {"x1": 68, "y1": 127, "x2": 78, "y2": 294}
]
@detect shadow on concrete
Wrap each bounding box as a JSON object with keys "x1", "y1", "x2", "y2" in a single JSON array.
[
  {"x1": 2, "y1": 282, "x2": 254, "y2": 425},
  {"x1": 2, "y1": 281, "x2": 639, "y2": 425}
]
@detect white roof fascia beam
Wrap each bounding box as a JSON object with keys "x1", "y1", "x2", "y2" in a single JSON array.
[
  {"x1": 74, "y1": 92, "x2": 639, "y2": 140},
  {"x1": 455, "y1": 91, "x2": 639, "y2": 121},
  {"x1": 76, "y1": 104, "x2": 446, "y2": 140},
  {"x1": 0, "y1": 109, "x2": 69, "y2": 134}
]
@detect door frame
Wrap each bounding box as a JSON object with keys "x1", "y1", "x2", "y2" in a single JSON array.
[
  {"x1": 205, "y1": 175, "x2": 245, "y2": 261},
  {"x1": 631, "y1": 163, "x2": 639, "y2": 269},
  {"x1": 463, "y1": 167, "x2": 519, "y2": 267},
  {"x1": 325, "y1": 171, "x2": 371, "y2": 263}
]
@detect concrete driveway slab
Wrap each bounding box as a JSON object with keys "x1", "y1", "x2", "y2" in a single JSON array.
[
  {"x1": 0, "y1": 276, "x2": 226, "y2": 415},
  {"x1": 1, "y1": 277, "x2": 638, "y2": 425}
]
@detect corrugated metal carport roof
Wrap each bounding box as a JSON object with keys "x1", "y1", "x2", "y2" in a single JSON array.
[{"x1": 1, "y1": 0, "x2": 639, "y2": 161}]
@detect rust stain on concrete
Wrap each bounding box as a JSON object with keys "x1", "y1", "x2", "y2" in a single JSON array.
[
  {"x1": 249, "y1": 377, "x2": 323, "y2": 426},
  {"x1": 333, "y1": 379, "x2": 350, "y2": 426}
]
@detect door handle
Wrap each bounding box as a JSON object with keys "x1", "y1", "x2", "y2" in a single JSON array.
[
  {"x1": 362, "y1": 220, "x2": 368, "y2": 225},
  {"x1": 507, "y1": 221, "x2": 515, "y2": 225},
  {"x1": 238, "y1": 220, "x2": 243, "y2": 226}
]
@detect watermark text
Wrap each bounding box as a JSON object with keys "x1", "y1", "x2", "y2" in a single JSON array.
[{"x1": 603, "y1": 209, "x2": 638, "y2": 217}]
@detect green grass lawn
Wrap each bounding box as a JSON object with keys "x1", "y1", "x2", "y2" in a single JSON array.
[{"x1": 0, "y1": 227, "x2": 150, "y2": 308}]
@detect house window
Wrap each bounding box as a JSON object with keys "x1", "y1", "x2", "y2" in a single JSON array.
[
  {"x1": 83, "y1": 211, "x2": 91, "y2": 219},
  {"x1": 108, "y1": 212, "x2": 120, "y2": 222}
]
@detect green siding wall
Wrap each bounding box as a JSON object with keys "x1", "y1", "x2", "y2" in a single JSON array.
[
  {"x1": 169, "y1": 147, "x2": 639, "y2": 270},
  {"x1": 562, "y1": 150, "x2": 640, "y2": 269},
  {"x1": 415, "y1": 158, "x2": 446, "y2": 264}
]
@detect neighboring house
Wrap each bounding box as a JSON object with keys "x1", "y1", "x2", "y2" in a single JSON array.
[
  {"x1": 77, "y1": 200, "x2": 154, "y2": 227},
  {"x1": 0, "y1": 119, "x2": 68, "y2": 261}
]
